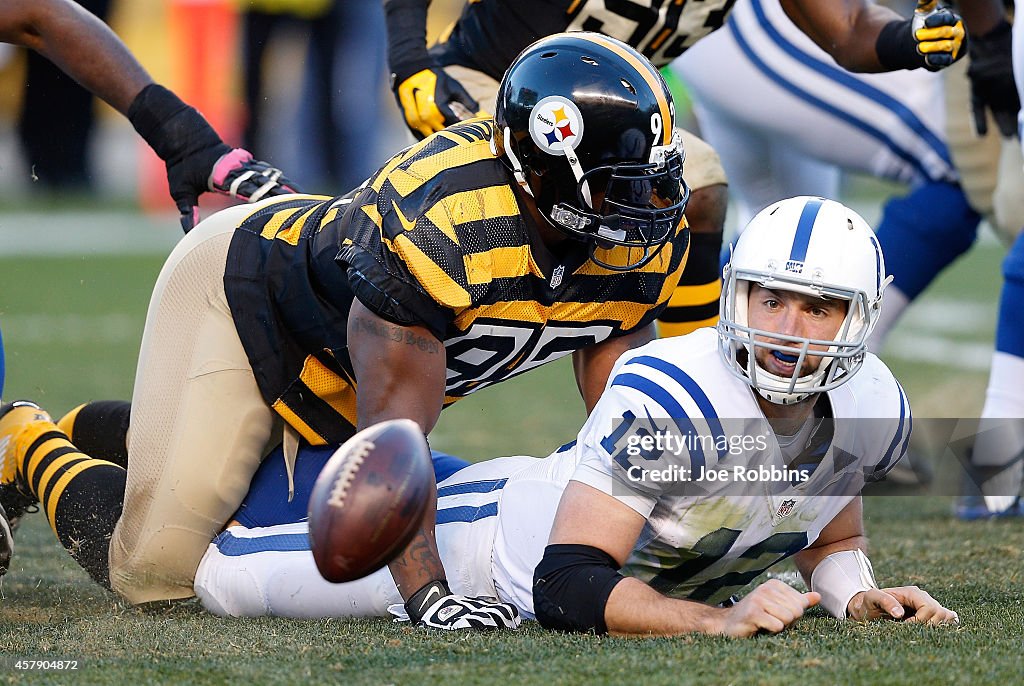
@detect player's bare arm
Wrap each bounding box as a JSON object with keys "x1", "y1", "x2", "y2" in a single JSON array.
[
  {"x1": 544, "y1": 481, "x2": 820, "y2": 637},
  {"x1": 783, "y1": 0, "x2": 966, "y2": 72},
  {"x1": 794, "y1": 497, "x2": 958, "y2": 624},
  {"x1": 347, "y1": 299, "x2": 447, "y2": 598},
  {"x1": 0, "y1": 0, "x2": 149, "y2": 113},
  {"x1": 573, "y1": 323, "x2": 657, "y2": 414}
]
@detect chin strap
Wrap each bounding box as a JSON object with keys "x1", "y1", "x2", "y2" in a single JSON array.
[{"x1": 498, "y1": 127, "x2": 534, "y2": 198}]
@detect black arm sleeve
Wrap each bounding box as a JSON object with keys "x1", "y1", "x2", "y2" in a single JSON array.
[
  {"x1": 533, "y1": 544, "x2": 625, "y2": 634},
  {"x1": 384, "y1": 0, "x2": 435, "y2": 82}
]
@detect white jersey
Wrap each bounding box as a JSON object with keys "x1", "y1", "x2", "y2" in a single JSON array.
[{"x1": 195, "y1": 329, "x2": 910, "y2": 619}]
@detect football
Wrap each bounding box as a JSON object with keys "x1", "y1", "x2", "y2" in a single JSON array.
[{"x1": 308, "y1": 419, "x2": 434, "y2": 583}]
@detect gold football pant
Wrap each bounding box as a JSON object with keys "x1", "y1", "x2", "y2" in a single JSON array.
[{"x1": 110, "y1": 202, "x2": 279, "y2": 603}]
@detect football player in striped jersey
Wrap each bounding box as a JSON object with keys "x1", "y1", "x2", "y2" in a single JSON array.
[
  {"x1": 192, "y1": 197, "x2": 956, "y2": 635},
  {"x1": 385, "y1": 0, "x2": 969, "y2": 339},
  {"x1": 0, "y1": 34, "x2": 689, "y2": 628}
]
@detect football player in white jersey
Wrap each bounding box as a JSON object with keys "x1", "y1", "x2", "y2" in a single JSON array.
[{"x1": 194, "y1": 197, "x2": 958, "y2": 635}]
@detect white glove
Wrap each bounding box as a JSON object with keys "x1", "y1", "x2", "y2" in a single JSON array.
[{"x1": 388, "y1": 581, "x2": 521, "y2": 630}]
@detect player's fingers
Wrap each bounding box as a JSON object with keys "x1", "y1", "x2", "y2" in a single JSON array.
[
  {"x1": 802, "y1": 591, "x2": 821, "y2": 609},
  {"x1": 414, "y1": 91, "x2": 446, "y2": 134},
  {"x1": 176, "y1": 198, "x2": 200, "y2": 233},
  {"x1": 865, "y1": 590, "x2": 905, "y2": 619},
  {"x1": 755, "y1": 611, "x2": 788, "y2": 634}
]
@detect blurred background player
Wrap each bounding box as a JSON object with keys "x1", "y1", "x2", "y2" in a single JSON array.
[
  {"x1": 0, "y1": 0, "x2": 298, "y2": 570},
  {"x1": 669, "y1": 0, "x2": 1022, "y2": 501},
  {"x1": 240, "y1": 0, "x2": 391, "y2": 191},
  {"x1": 384, "y1": 0, "x2": 969, "y2": 338},
  {"x1": 0, "y1": 34, "x2": 689, "y2": 630},
  {"x1": 192, "y1": 197, "x2": 957, "y2": 635},
  {"x1": 961, "y1": 0, "x2": 1024, "y2": 518}
]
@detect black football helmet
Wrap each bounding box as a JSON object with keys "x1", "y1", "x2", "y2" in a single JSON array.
[{"x1": 492, "y1": 32, "x2": 689, "y2": 271}]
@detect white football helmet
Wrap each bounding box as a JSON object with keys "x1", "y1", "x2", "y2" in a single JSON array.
[{"x1": 718, "y1": 196, "x2": 892, "y2": 405}]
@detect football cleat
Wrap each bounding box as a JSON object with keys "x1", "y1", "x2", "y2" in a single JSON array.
[
  {"x1": 0, "y1": 400, "x2": 49, "y2": 523},
  {"x1": 0, "y1": 502, "x2": 12, "y2": 576}
]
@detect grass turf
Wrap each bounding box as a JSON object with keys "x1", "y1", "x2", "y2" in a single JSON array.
[{"x1": 0, "y1": 226, "x2": 1021, "y2": 684}]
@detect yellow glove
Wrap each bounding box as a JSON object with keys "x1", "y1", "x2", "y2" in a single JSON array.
[{"x1": 393, "y1": 67, "x2": 486, "y2": 139}]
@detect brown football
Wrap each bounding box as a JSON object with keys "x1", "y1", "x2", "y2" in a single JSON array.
[{"x1": 308, "y1": 419, "x2": 434, "y2": 583}]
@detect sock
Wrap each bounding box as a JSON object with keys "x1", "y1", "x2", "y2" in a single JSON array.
[
  {"x1": 17, "y1": 421, "x2": 124, "y2": 589},
  {"x1": 57, "y1": 401, "x2": 131, "y2": 468},
  {"x1": 658, "y1": 231, "x2": 723, "y2": 337},
  {"x1": 866, "y1": 287, "x2": 910, "y2": 353}
]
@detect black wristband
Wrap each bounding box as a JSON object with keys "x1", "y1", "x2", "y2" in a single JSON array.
[
  {"x1": 126, "y1": 83, "x2": 223, "y2": 164},
  {"x1": 384, "y1": 0, "x2": 435, "y2": 86},
  {"x1": 405, "y1": 579, "x2": 451, "y2": 624},
  {"x1": 875, "y1": 19, "x2": 923, "y2": 71}
]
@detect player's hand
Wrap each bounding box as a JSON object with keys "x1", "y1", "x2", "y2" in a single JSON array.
[
  {"x1": 389, "y1": 594, "x2": 521, "y2": 630},
  {"x1": 910, "y1": 1, "x2": 968, "y2": 71},
  {"x1": 718, "y1": 579, "x2": 820, "y2": 637},
  {"x1": 847, "y1": 586, "x2": 959, "y2": 625},
  {"x1": 170, "y1": 146, "x2": 301, "y2": 233},
  {"x1": 128, "y1": 84, "x2": 301, "y2": 233},
  {"x1": 393, "y1": 66, "x2": 485, "y2": 139},
  {"x1": 966, "y1": 19, "x2": 1019, "y2": 138}
]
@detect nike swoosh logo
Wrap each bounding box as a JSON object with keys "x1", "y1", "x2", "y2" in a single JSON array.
[
  {"x1": 417, "y1": 585, "x2": 443, "y2": 614},
  {"x1": 391, "y1": 201, "x2": 417, "y2": 232}
]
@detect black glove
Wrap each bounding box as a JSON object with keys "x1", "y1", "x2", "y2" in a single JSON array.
[
  {"x1": 127, "y1": 84, "x2": 300, "y2": 232},
  {"x1": 967, "y1": 19, "x2": 1020, "y2": 138},
  {"x1": 389, "y1": 580, "x2": 522, "y2": 630},
  {"x1": 876, "y1": 2, "x2": 968, "y2": 72},
  {"x1": 391, "y1": 65, "x2": 483, "y2": 140}
]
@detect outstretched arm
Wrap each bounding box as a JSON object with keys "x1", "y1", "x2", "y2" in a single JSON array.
[
  {"x1": 0, "y1": 0, "x2": 149, "y2": 113},
  {"x1": 573, "y1": 324, "x2": 657, "y2": 414},
  {"x1": 783, "y1": 0, "x2": 967, "y2": 72},
  {"x1": 0, "y1": 0, "x2": 299, "y2": 230},
  {"x1": 539, "y1": 481, "x2": 820, "y2": 637}
]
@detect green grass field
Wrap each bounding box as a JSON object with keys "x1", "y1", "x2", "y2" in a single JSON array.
[{"x1": 0, "y1": 209, "x2": 1022, "y2": 684}]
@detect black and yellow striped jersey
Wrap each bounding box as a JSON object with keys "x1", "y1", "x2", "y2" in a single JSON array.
[
  {"x1": 224, "y1": 118, "x2": 689, "y2": 445},
  {"x1": 433, "y1": 0, "x2": 737, "y2": 78}
]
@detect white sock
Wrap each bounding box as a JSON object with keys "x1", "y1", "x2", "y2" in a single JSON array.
[{"x1": 867, "y1": 287, "x2": 909, "y2": 354}]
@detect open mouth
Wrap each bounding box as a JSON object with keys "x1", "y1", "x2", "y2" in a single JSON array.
[{"x1": 766, "y1": 349, "x2": 801, "y2": 376}]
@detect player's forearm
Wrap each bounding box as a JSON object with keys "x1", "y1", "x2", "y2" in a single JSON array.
[
  {"x1": 794, "y1": 534, "x2": 869, "y2": 586},
  {"x1": 604, "y1": 577, "x2": 723, "y2": 636},
  {"x1": 955, "y1": 0, "x2": 1006, "y2": 36},
  {"x1": 384, "y1": 0, "x2": 435, "y2": 80},
  {"x1": 0, "y1": 0, "x2": 152, "y2": 114},
  {"x1": 783, "y1": 0, "x2": 904, "y2": 72}
]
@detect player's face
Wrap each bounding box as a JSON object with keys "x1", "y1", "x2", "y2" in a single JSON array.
[{"x1": 746, "y1": 284, "x2": 848, "y2": 378}]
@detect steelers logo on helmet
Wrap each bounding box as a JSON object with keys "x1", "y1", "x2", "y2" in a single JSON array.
[{"x1": 529, "y1": 96, "x2": 584, "y2": 155}]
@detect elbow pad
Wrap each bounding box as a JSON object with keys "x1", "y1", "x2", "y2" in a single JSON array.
[{"x1": 533, "y1": 544, "x2": 624, "y2": 634}]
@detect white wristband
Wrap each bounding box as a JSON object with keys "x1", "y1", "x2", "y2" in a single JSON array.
[{"x1": 810, "y1": 549, "x2": 878, "y2": 619}]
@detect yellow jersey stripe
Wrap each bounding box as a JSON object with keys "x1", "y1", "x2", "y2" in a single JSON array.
[
  {"x1": 668, "y1": 279, "x2": 722, "y2": 307},
  {"x1": 453, "y1": 299, "x2": 655, "y2": 331},
  {"x1": 568, "y1": 33, "x2": 672, "y2": 145},
  {"x1": 275, "y1": 203, "x2": 322, "y2": 246},
  {"x1": 464, "y1": 245, "x2": 541, "y2": 285},
  {"x1": 272, "y1": 399, "x2": 326, "y2": 445},
  {"x1": 426, "y1": 184, "x2": 520, "y2": 246},
  {"x1": 396, "y1": 137, "x2": 493, "y2": 195},
  {"x1": 658, "y1": 315, "x2": 719, "y2": 338},
  {"x1": 297, "y1": 356, "x2": 359, "y2": 428},
  {"x1": 395, "y1": 234, "x2": 472, "y2": 308},
  {"x1": 260, "y1": 206, "x2": 305, "y2": 241}
]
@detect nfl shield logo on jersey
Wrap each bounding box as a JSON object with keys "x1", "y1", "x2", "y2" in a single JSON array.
[
  {"x1": 776, "y1": 499, "x2": 796, "y2": 519},
  {"x1": 550, "y1": 264, "x2": 565, "y2": 288}
]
